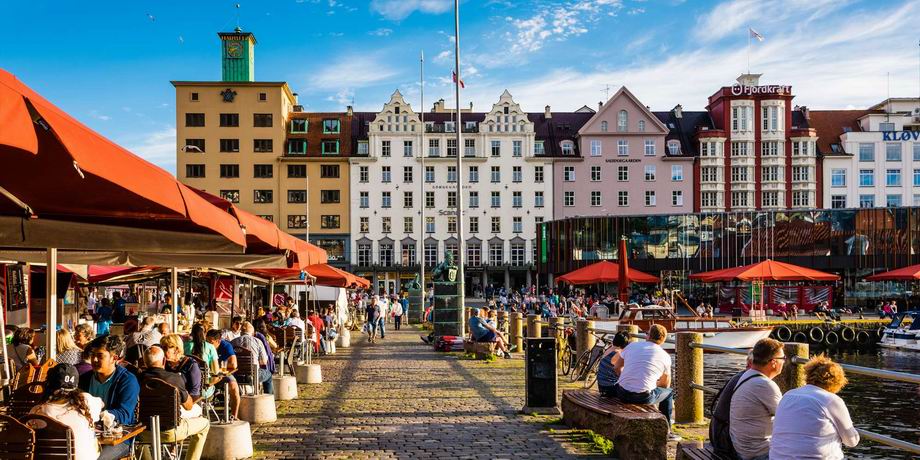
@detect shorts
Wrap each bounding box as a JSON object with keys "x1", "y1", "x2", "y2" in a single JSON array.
[{"x1": 474, "y1": 331, "x2": 496, "y2": 342}]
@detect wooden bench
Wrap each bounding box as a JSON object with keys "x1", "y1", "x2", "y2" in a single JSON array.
[
  {"x1": 462, "y1": 339, "x2": 496, "y2": 359},
  {"x1": 561, "y1": 389, "x2": 668, "y2": 460},
  {"x1": 676, "y1": 441, "x2": 721, "y2": 460}
]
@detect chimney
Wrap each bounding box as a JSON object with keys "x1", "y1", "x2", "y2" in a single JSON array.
[
  {"x1": 292, "y1": 92, "x2": 299, "y2": 104},
  {"x1": 598, "y1": 101, "x2": 603, "y2": 112},
  {"x1": 469, "y1": 101, "x2": 473, "y2": 110},
  {"x1": 801, "y1": 105, "x2": 810, "y2": 120},
  {"x1": 347, "y1": 105, "x2": 353, "y2": 116},
  {"x1": 673, "y1": 104, "x2": 683, "y2": 119},
  {"x1": 544, "y1": 105, "x2": 552, "y2": 119}
]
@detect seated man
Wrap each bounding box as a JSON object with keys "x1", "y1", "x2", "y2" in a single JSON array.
[
  {"x1": 612, "y1": 324, "x2": 680, "y2": 441},
  {"x1": 78, "y1": 335, "x2": 139, "y2": 460},
  {"x1": 230, "y1": 322, "x2": 273, "y2": 394},
  {"x1": 222, "y1": 316, "x2": 243, "y2": 341},
  {"x1": 730, "y1": 338, "x2": 784, "y2": 460},
  {"x1": 468, "y1": 308, "x2": 512, "y2": 358},
  {"x1": 284, "y1": 309, "x2": 307, "y2": 342},
  {"x1": 206, "y1": 329, "x2": 241, "y2": 419},
  {"x1": 140, "y1": 346, "x2": 210, "y2": 460},
  {"x1": 596, "y1": 332, "x2": 630, "y2": 397}
]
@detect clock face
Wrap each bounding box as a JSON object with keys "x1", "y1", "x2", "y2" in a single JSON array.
[{"x1": 226, "y1": 41, "x2": 243, "y2": 58}]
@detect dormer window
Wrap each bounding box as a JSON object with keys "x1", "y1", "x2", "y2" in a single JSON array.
[
  {"x1": 561, "y1": 141, "x2": 575, "y2": 155},
  {"x1": 504, "y1": 106, "x2": 509, "y2": 114},
  {"x1": 445, "y1": 122, "x2": 456, "y2": 133},
  {"x1": 600, "y1": 121, "x2": 608, "y2": 132},
  {"x1": 668, "y1": 141, "x2": 681, "y2": 155},
  {"x1": 617, "y1": 110, "x2": 628, "y2": 132},
  {"x1": 395, "y1": 106, "x2": 400, "y2": 114}
]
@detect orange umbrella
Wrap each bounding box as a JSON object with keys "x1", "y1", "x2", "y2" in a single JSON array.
[
  {"x1": 557, "y1": 260, "x2": 660, "y2": 285},
  {"x1": 865, "y1": 264, "x2": 920, "y2": 281},
  {"x1": 689, "y1": 259, "x2": 839, "y2": 282},
  {"x1": 248, "y1": 263, "x2": 368, "y2": 288},
  {"x1": 618, "y1": 238, "x2": 630, "y2": 302}
]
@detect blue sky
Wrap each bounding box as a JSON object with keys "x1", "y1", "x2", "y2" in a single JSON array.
[{"x1": 3, "y1": 0, "x2": 919, "y2": 173}]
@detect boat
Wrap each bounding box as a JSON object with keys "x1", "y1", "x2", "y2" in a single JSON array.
[
  {"x1": 879, "y1": 311, "x2": 920, "y2": 351},
  {"x1": 593, "y1": 304, "x2": 773, "y2": 350}
]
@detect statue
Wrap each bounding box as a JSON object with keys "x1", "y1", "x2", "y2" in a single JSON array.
[
  {"x1": 431, "y1": 249, "x2": 459, "y2": 283},
  {"x1": 405, "y1": 273, "x2": 421, "y2": 291}
]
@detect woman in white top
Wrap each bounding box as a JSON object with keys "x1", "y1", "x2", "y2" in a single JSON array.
[
  {"x1": 29, "y1": 363, "x2": 104, "y2": 460},
  {"x1": 770, "y1": 356, "x2": 859, "y2": 459}
]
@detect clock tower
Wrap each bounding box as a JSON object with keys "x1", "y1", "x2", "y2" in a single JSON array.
[{"x1": 218, "y1": 27, "x2": 256, "y2": 82}]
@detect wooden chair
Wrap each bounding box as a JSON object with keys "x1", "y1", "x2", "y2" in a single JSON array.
[
  {"x1": 137, "y1": 378, "x2": 183, "y2": 460},
  {"x1": 7, "y1": 382, "x2": 45, "y2": 420},
  {"x1": 123, "y1": 343, "x2": 148, "y2": 366},
  {"x1": 0, "y1": 414, "x2": 35, "y2": 460},
  {"x1": 20, "y1": 413, "x2": 73, "y2": 459},
  {"x1": 232, "y1": 347, "x2": 260, "y2": 396},
  {"x1": 12, "y1": 360, "x2": 54, "y2": 391},
  {"x1": 187, "y1": 355, "x2": 219, "y2": 422},
  {"x1": 279, "y1": 326, "x2": 305, "y2": 374}
]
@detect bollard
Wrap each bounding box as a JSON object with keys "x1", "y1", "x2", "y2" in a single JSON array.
[
  {"x1": 465, "y1": 307, "x2": 474, "y2": 333},
  {"x1": 575, "y1": 319, "x2": 595, "y2": 361},
  {"x1": 510, "y1": 313, "x2": 524, "y2": 352},
  {"x1": 549, "y1": 317, "x2": 565, "y2": 362},
  {"x1": 616, "y1": 324, "x2": 640, "y2": 343},
  {"x1": 778, "y1": 342, "x2": 809, "y2": 393},
  {"x1": 498, "y1": 310, "x2": 509, "y2": 336},
  {"x1": 675, "y1": 332, "x2": 704, "y2": 424},
  {"x1": 527, "y1": 314, "x2": 542, "y2": 338}
]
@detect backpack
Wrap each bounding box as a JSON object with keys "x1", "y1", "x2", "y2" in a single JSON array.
[{"x1": 709, "y1": 370, "x2": 761, "y2": 459}]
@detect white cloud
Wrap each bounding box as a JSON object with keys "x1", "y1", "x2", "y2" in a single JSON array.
[
  {"x1": 434, "y1": 50, "x2": 451, "y2": 63},
  {"x1": 505, "y1": 0, "x2": 623, "y2": 54},
  {"x1": 371, "y1": 0, "x2": 452, "y2": 21},
  {"x1": 693, "y1": 0, "x2": 846, "y2": 42},
  {"x1": 308, "y1": 55, "x2": 400, "y2": 90},
  {"x1": 88, "y1": 110, "x2": 111, "y2": 121},
  {"x1": 369, "y1": 28, "x2": 393, "y2": 36},
  {"x1": 124, "y1": 127, "x2": 177, "y2": 174},
  {"x1": 327, "y1": 88, "x2": 355, "y2": 106}
]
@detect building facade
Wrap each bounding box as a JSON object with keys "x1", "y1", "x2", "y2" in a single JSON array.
[
  {"x1": 695, "y1": 74, "x2": 819, "y2": 212},
  {"x1": 814, "y1": 99, "x2": 920, "y2": 209}
]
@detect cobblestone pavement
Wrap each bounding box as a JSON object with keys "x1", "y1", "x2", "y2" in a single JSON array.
[{"x1": 252, "y1": 325, "x2": 601, "y2": 459}]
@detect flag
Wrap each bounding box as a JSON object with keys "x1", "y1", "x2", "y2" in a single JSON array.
[
  {"x1": 749, "y1": 28, "x2": 764, "y2": 42},
  {"x1": 452, "y1": 71, "x2": 465, "y2": 89}
]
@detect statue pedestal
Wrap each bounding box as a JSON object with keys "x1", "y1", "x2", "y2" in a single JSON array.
[
  {"x1": 407, "y1": 288, "x2": 422, "y2": 325},
  {"x1": 433, "y1": 282, "x2": 463, "y2": 337}
]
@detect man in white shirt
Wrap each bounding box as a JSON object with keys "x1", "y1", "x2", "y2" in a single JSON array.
[
  {"x1": 377, "y1": 295, "x2": 389, "y2": 338},
  {"x1": 612, "y1": 324, "x2": 678, "y2": 440},
  {"x1": 729, "y1": 338, "x2": 785, "y2": 460},
  {"x1": 285, "y1": 310, "x2": 307, "y2": 341}
]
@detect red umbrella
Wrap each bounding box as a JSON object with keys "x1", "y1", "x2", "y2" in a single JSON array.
[
  {"x1": 865, "y1": 264, "x2": 920, "y2": 281},
  {"x1": 557, "y1": 260, "x2": 659, "y2": 285},
  {"x1": 618, "y1": 238, "x2": 630, "y2": 302},
  {"x1": 689, "y1": 259, "x2": 839, "y2": 282},
  {"x1": 248, "y1": 264, "x2": 369, "y2": 288}
]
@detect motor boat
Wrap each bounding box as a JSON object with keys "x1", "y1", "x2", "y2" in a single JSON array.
[{"x1": 879, "y1": 311, "x2": 920, "y2": 351}]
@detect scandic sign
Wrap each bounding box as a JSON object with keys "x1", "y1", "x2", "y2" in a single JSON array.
[
  {"x1": 882, "y1": 131, "x2": 920, "y2": 141},
  {"x1": 730, "y1": 84, "x2": 792, "y2": 96}
]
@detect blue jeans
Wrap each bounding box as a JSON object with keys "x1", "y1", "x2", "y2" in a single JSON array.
[
  {"x1": 259, "y1": 368, "x2": 273, "y2": 394},
  {"x1": 98, "y1": 443, "x2": 131, "y2": 460},
  {"x1": 616, "y1": 385, "x2": 674, "y2": 423},
  {"x1": 377, "y1": 318, "x2": 386, "y2": 338}
]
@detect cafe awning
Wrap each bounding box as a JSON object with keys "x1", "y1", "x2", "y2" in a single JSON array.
[
  {"x1": 248, "y1": 263, "x2": 369, "y2": 288},
  {"x1": 689, "y1": 259, "x2": 840, "y2": 282},
  {"x1": 865, "y1": 264, "x2": 920, "y2": 281},
  {"x1": 557, "y1": 260, "x2": 660, "y2": 285}
]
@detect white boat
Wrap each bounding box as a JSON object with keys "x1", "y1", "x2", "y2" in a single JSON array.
[{"x1": 879, "y1": 312, "x2": 920, "y2": 351}]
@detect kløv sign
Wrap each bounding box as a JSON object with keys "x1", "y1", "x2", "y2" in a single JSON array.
[
  {"x1": 882, "y1": 131, "x2": 920, "y2": 141},
  {"x1": 730, "y1": 84, "x2": 791, "y2": 96}
]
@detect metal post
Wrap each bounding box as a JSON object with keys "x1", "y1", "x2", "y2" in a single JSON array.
[
  {"x1": 675, "y1": 332, "x2": 704, "y2": 424},
  {"x1": 526, "y1": 314, "x2": 541, "y2": 338},
  {"x1": 778, "y1": 342, "x2": 809, "y2": 393},
  {"x1": 231, "y1": 275, "x2": 239, "y2": 317},
  {"x1": 419, "y1": 49, "x2": 426, "y2": 326},
  {"x1": 452, "y1": 0, "x2": 466, "y2": 334},
  {"x1": 46, "y1": 248, "x2": 58, "y2": 360},
  {"x1": 223, "y1": 382, "x2": 230, "y2": 424},
  {"x1": 510, "y1": 312, "x2": 523, "y2": 352},
  {"x1": 575, "y1": 319, "x2": 594, "y2": 360},
  {"x1": 171, "y1": 267, "x2": 179, "y2": 333}
]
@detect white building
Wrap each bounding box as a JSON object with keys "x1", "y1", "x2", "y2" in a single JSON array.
[
  {"x1": 349, "y1": 90, "x2": 556, "y2": 295},
  {"x1": 815, "y1": 98, "x2": 920, "y2": 209}
]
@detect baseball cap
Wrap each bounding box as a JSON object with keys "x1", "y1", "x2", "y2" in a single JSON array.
[{"x1": 46, "y1": 363, "x2": 80, "y2": 392}]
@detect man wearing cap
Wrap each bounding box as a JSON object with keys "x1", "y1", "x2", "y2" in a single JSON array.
[
  {"x1": 77, "y1": 335, "x2": 139, "y2": 460},
  {"x1": 31, "y1": 363, "x2": 104, "y2": 460}
]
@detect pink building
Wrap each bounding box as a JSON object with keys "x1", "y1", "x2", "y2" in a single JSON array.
[{"x1": 554, "y1": 87, "x2": 697, "y2": 218}]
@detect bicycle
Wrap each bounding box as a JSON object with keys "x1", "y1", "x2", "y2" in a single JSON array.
[
  {"x1": 559, "y1": 326, "x2": 576, "y2": 376},
  {"x1": 568, "y1": 330, "x2": 611, "y2": 385}
]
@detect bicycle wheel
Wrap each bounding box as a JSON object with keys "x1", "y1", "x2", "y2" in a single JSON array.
[
  {"x1": 583, "y1": 355, "x2": 601, "y2": 389},
  {"x1": 560, "y1": 345, "x2": 572, "y2": 376},
  {"x1": 569, "y1": 350, "x2": 591, "y2": 382}
]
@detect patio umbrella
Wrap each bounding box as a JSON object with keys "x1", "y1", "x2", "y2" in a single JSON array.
[
  {"x1": 557, "y1": 260, "x2": 660, "y2": 285},
  {"x1": 248, "y1": 263, "x2": 369, "y2": 289},
  {"x1": 689, "y1": 259, "x2": 840, "y2": 282},
  {"x1": 865, "y1": 264, "x2": 920, "y2": 281},
  {"x1": 618, "y1": 237, "x2": 630, "y2": 302}
]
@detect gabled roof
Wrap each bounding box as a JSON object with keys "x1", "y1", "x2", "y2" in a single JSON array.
[
  {"x1": 653, "y1": 110, "x2": 713, "y2": 157},
  {"x1": 529, "y1": 112, "x2": 594, "y2": 157},
  {"x1": 578, "y1": 86, "x2": 668, "y2": 135},
  {"x1": 809, "y1": 110, "x2": 876, "y2": 156}
]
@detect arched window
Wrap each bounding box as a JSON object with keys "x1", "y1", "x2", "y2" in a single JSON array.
[
  {"x1": 600, "y1": 121, "x2": 608, "y2": 132},
  {"x1": 617, "y1": 110, "x2": 628, "y2": 132}
]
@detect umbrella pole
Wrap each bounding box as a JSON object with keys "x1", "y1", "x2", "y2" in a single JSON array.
[
  {"x1": 171, "y1": 267, "x2": 179, "y2": 333},
  {"x1": 0, "y1": 274, "x2": 10, "y2": 385},
  {"x1": 46, "y1": 248, "x2": 58, "y2": 361}
]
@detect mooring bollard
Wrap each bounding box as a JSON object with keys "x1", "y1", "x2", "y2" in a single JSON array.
[
  {"x1": 575, "y1": 319, "x2": 595, "y2": 360},
  {"x1": 527, "y1": 314, "x2": 542, "y2": 338},
  {"x1": 498, "y1": 310, "x2": 509, "y2": 336},
  {"x1": 510, "y1": 312, "x2": 524, "y2": 351},
  {"x1": 779, "y1": 342, "x2": 809, "y2": 393},
  {"x1": 550, "y1": 317, "x2": 565, "y2": 361},
  {"x1": 616, "y1": 324, "x2": 640, "y2": 343},
  {"x1": 675, "y1": 332, "x2": 704, "y2": 424}
]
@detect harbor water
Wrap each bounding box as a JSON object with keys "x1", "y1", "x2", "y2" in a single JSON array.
[{"x1": 702, "y1": 348, "x2": 920, "y2": 459}]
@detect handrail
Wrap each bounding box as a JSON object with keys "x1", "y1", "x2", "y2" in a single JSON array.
[
  {"x1": 790, "y1": 356, "x2": 920, "y2": 385},
  {"x1": 856, "y1": 428, "x2": 920, "y2": 455},
  {"x1": 690, "y1": 382, "x2": 719, "y2": 395}
]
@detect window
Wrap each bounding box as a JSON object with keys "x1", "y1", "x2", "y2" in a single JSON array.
[
  {"x1": 323, "y1": 119, "x2": 340, "y2": 134},
  {"x1": 290, "y1": 119, "x2": 307, "y2": 133},
  {"x1": 219, "y1": 190, "x2": 239, "y2": 203},
  {"x1": 915, "y1": 169, "x2": 920, "y2": 186},
  {"x1": 185, "y1": 113, "x2": 205, "y2": 127},
  {"x1": 761, "y1": 106, "x2": 779, "y2": 131},
  {"x1": 859, "y1": 143, "x2": 875, "y2": 162},
  {"x1": 404, "y1": 217, "x2": 414, "y2": 234},
  {"x1": 219, "y1": 138, "x2": 240, "y2": 153},
  {"x1": 792, "y1": 191, "x2": 809, "y2": 208},
  {"x1": 591, "y1": 166, "x2": 601, "y2": 182},
  {"x1": 489, "y1": 243, "x2": 503, "y2": 265},
  {"x1": 617, "y1": 110, "x2": 628, "y2": 132},
  {"x1": 491, "y1": 217, "x2": 501, "y2": 233},
  {"x1": 381, "y1": 166, "x2": 392, "y2": 183},
  {"x1": 287, "y1": 215, "x2": 308, "y2": 229},
  {"x1": 425, "y1": 242, "x2": 438, "y2": 265},
  {"x1": 880, "y1": 122, "x2": 895, "y2": 131},
  {"x1": 289, "y1": 164, "x2": 307, "y2": 178},
  {"x1": 469, "y1": 166, "x2": 479, "y2": 183},
  {"x1": 379, "y1": 242, "x2": 393, "y2": 266},
  {"x1": 701, "y1": 192, "x2": 718, "y2": 208},
  {"x1": 618, "y1": 191, "x2": 628, "y2": 207},
  {"x1": 321, "y1": 140, "x2": 339, "y2": 155},
  {"x1": 667, "y1": 142, "x2": 681, "y2": 156},
  {"x1": 359, "y1": 218, "x2": 369, "y2": 233},
  {"x1": 467, "y1": 243, "x2": 481, "y2": 266},
  {"x1": 644, "y1": 140, "x2": 655, "y2": 156},
  {"x1": 185, "y1": 138, "x2": 206, "y2": 152},
  {"x1": 491, "y1": 166, "x2": 501, "y2": 183},
  {"x1": 511, "y1": 242, "x2": 525, "y2": 265},
  {"x1": 591, "y1": 140, "x2": 602, "y2": 156},
  {"x1": 469, "y1": 191, "x2": 479, "y2": 208},
  {"x1": 447, "y1": 216, "x2": 457, "y2": 233},
  {"x1": 288, "y1": 190, "x2": 307, "y2": 203},
  {"x1": 425, "y1": 217, "x2": 435, "y2": 234},
  {"x1": 700, "y1": 141, "x2": 719, "y2": 157},
  {"x1": 600, "y1": 121, "x2": 608, "y2": 132},
  {"x1": 465, "y1": 139, "x2": 476, "y2": 157},
  {"x1": 859, "y1": 194, "x2": 875, "y2": 208},
  {"x1": 357, "y1": 141, "x2": 369, "y2": 155},
  {"x1": 448, "y1": 166, "x2": 458, "y2": 183},
  {"x1": 445, "y1": 121, "x2": 456, "y2": 133},
  {"x1": 321, "y1": 215, "x2": 340, "y2": 229},
  {"x1": 403, "y1": 166, "x2": 414, "y2": 183},
  {"x1": 357, "y1": 243, "x2": 371, "y2": 265},
  {"x1": 617, "y1": 140, "x2": 628, "y2": 156},
  {"x1": 401, "y1": 240, "x2": 416, "y2": 264},
  {"x1": 447, "y1": 191, "x2": 457, "y2": 208},
  {"x1": 359, "y1": 192, "x2": 369, "y2": 208},
  {"x1": 425, "y1": 166, "x2": 435, "y2": 183},
  {"x1": 672, "y1": 190, "x2": 683, "y2": 206},
  {"x1": 428, "y1": 139, "x2": 440, "y2": 157},
  {"x1": 831, "y1": 195, "x2": 847, "y2": 209},
  {"x1": 792, "y1": 166, "x2": 809, "y2": 182},
  {"x1": 253, "y1": 164, "x2": 273, "y2": 178},
  {"x1": 702, "y1": 166, "x2": 719, "y2": 182},
  {"x1": 425, "y1": 191, "x2": 435, "y2": 208},
  {"x1": 671, "y1": 165, "x2": 684, "y2": 181},
  {"x1": 762, "y1": 191, "x2": 779, "y2": 208},
  {"x1": 381, "y1": 140, "x2": 391, "y2": 157},
  {"x1": 564, "y1": 166, "x2": 575, "y2": 182},
  {"x1": 253, "y1": 139, "x2": 273, "y2": 152},
  {"x1": 761, "y1": 141, "x2": 779, "y2": 156},
  {"x1": 731, "y1": 105, "x2": 751, "y2": 131},
  {"x1": 404, "y1": 191, "x2": 413, "y2": 208},
  {"x1": 469, "y1": 216, "x2": 479, "y2": 233},
  {"x1": 563, "y1": 191, "x2": 575, "y2": 207},
  {"x1": 617, "y1": 166, "x2": 629, "y2": 181},
  {"x1": 914, "y1": 143, "x2": 920, "y2": 161},
  {"x1": 219, "y1": 113, "x2": 239, "y2": 127},
  {"x1": 381, "y1": 192, "x2": 391, "y2": 208},
  {"x1": 731, "y1": 166, "x2": 749, "y2": 182},
  {"x1": 447, "y1": 139, "x2": 458, "y2": 157},
  {"x1": 638, "y1": 120, "x2": 646, "y2": 132},
  {"x1": 831, "y1": 169, "x2": 847, "y2": 187},
  {"x1": 513, "y1": 140, "x2": 522, "y2": 157},
  {"x1": 886, "y1": 143, "x2": 902, "y2": 162},
  {"x1": 644, "y1": 165, "x2": 656, "y2": 181},
  {"x1": 219, "y1": 164, "x2": 239, "y2": 178},
  {"x1": 534, "y1": 166, "x2": 544, "y2": 183},
  {"x1": 534, "y1": 141, "x2": 545, "y2": 155},
  {"x1": 561, "y1": 141, "x2": 574, "y2": 155},
  {"x1": 287, "y1": 139, "x2": 307, "y2": 155},
  {"x1": 534, "y1": 191, "x2": 544, "y2": 207},
  {"x1": 491, "y1": 191, "x2": 501, "y2": 208},
  {"x1": 887, "y1": 194, "x2": 902, "y2": 207},
  {"x1": 359, "y1": 166, "x2": 369, "y2": 183},
  {"x1": 512, "y1": 191, "x2": 522, "y2": 208},
  {"x1": 403, "y1": 140, "x2": 413, "y2": 157},
  {"x1": 253, "y1": 113, "x2": 272, "y2": 127},
  {"x1": 731, "y1": 191, "x2": 750, "y2": 208},
  {"x1": 381, "y1": 217, "x2": 392, "y2": 233},
  {"x1": 590, "y1": 191, "x2": 601, "y2": 207},
  {"x1": 859, "y1": 169, "x2": 874, "y2": 186},
  {"x1": 190, "y1": 92, "x2": 199, "y2": 101},
  {"x1": 512, "y1": 166, "x2": 523, "y2": 182},
  {"x1": 258, "y1": 92, "x2": 266, "y2": 101},
  {"x1": 731, "y1": 141, "x2": 749, "y2": 157},
  {"x1": 645, "y1": 190, "x2": 656, "y2": 206},
  {"x1": 886, "y1": 169, "x2": 902, "y2": 186}
]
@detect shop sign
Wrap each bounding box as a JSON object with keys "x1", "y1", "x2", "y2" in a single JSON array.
[
  {"x1": 730, "y1": 84, "x2": 791, "y2": 96},
  {"x1": 605, "y1": 158, "x2": 641, "y2": 163},
  {"x1": 882, "y1": 131, "x2": 920, "y2": 141}
]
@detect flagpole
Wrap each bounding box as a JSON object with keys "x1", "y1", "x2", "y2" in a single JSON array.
[
  {"x1": 453, "y1": 0, "x2": 466, "y2": 335},
  {"x1": 747, "y1": 31, "x2": 751, "y2": 74},
  {"x1": 419, "y1": 49, "x2": 426, "y2": 323}
]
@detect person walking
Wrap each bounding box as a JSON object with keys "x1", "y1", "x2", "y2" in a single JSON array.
[
  {"x1": 365, "y1": 296, "x2": 381, "y2": 343},
  {"x1": 392, "y1": 295, "x2": 405, "y2": 331},
  {"x1": 377, "y1": 294, "x2": 389, "y2": 339}
]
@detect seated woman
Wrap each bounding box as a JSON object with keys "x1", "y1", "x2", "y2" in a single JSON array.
[
  {"x1": 770, "y1": 356, "x2": 859, "y2": 459},
  {"x1": 161, "y1": 334, "x2": 202, "y2": 401},
  {"x1": 184, "y1": 323, "x2": 220, "y2": 399},
  {"x1": 7, "y1": 326, "x2": 39, "y2": 374},
  {"x1": 595, "y1": 332, "x2": 630, "y2": 397},
  {"x1": 30, "y1": 363, "x2": 103, "y2": 460},
  {"x1": 468, "y1": 308, "x2": 511, "y2": 358},
  {"x1": 55, "y1": 328, "x2": 84, "y2": 366}
]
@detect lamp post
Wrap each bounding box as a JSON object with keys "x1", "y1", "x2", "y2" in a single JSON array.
[{"x1": 453, "y1": 0, "x2": 466, "y2": 334}]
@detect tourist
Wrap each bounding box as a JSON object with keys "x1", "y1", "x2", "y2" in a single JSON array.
[
  {"x1": 95, "y1": 298, "x2": 113, "y2": 336},
  {"x1": 230, "y1": 322, "x2": 273, "y2": 394},
  {"x1": 252, "y1": 319, "x2": 277, "y2": 375},
  {"x1": 308, "y1": 309, "x2": 325, "y2": 352},
  {"x1": 156, "y1": 321, "x2": 171, "y2": 338},
  {"x1": 205, "y1": 329, "x2": 241, "y2": 419},
  {"x1": 612, "y1": 324, "x2": 679, "y2": 441},
  {"x1": 322, "y1": 307, "x2": 338, "y2": 354},
  {"x1": 8, "y1": 326, "x2": 39, "y2": 373},
  {"x1": 161, "y1": 334, "x2": 202, "y2": 400},
  {"x1": 78, "y1": 335, "x2": 139, "y2": 460},
  {"x1": 776, "y1": 302, "x2": 789, "y2": 321},
  {"x1": 790, "y1": 304, "x2": 799, "y2": 320},
  {"x1": 86, "y1": 288, "x2": 97, "y2": 315},
  {"x1": 596, "y1": 332, "x2": 630, "y2": 397},
  {"x1": 126, "y1": 316, "x2": 161, "y2": 349},
  {"x1": 140, "y1": 346, "x2": 210, "y2": 460},
  {"x1": 185, "y1": 323, "x2": 219, "y2": 375},
  {"x1": 285, "y1": 309, "x2": 307, "y2": 342},
  {"x1": 468, "y1": 308, "x2": 511, "y2": 358},
  {"x1": 222, "y1": 316, "x2": 243, "y2": 341},
  {"x1": 696, "y1": 302, "x2": 707, "y2": 317},
  {"x1": 728, "y1": 338, "x2": 784, "y2": 460},
  {"x1": 377, "y1": 295, "x2": 389, "y2": 339},
  {"x1": 392, "y1": 296, "x2": 404, "y2": 331},
  {"x1": 366, "y1": 296, "x2": 380, "y2": 343},
  {"x1": 705, "y1": 304, "x2": 714, "y2": 318},
  {"x1": 56, "y1": 328, "x2": 84, "y2": 366},
  {"x1": 112, "y1": 291, "x2": 127, "y2": 324},
  {"x1": 770, "y1": 356, "x2": 859, "y2": 459},
  {"x1": 30, "y1": 363, "x2": 103, "y2": 460},
  {"x1": 73, "y1": 323, "x2": 95, "y2": 350}
]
